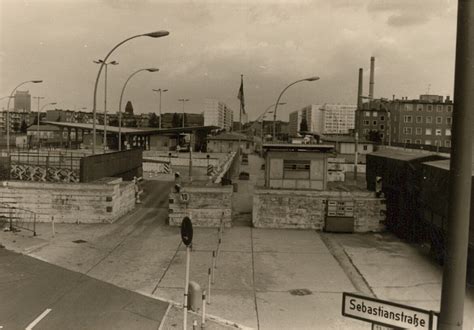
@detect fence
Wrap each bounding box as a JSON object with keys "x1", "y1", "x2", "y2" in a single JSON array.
[{"x1": 0, "y1": 202, "x2": 36, "y2": 235}]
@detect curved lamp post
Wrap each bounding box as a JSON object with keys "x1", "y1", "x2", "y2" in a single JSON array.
[
  {"x1": 92, "y1": 30, "x2": 169, "y2": 154},
  {"x1": 94, "y1": 59, "x2": 119, "y2": 153},
  {"x1": 152, "y1": 88, "x2": 168, "y2": 129},
  {"x1": 272, "y1": 76, "x2": 320, "y2": 142},
  {"x1": 6, "y1": 80, "x2": 43, "y2": 153},
  {"x1": 37, "y1": 102, "x2": 57, "y2": 147},
  {"x1": 118, "y1": 68, "x2": 159, "y2": 151}
]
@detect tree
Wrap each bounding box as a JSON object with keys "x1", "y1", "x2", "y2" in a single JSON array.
[
  {"x1": 12, "y1": 122, "x2": 20, "y2": 133},
  {"x1": 300, "y1": 117, "x2": 308, "y2": 132},
  {"x1": 172, "y1": 112, "x2": 180, "y2": 128},
  {"x1": 367, "y1": 130, "x2": 382, "y2": 143},
  {"x1": 20, "y1": 120, "x2": 28, "y2": 133},
  {"x1": 109, "y1": 118, "x2": 119, "y2": 126},
  {"x1": 149, "y1": 113, "x2": 160, "y2": 127},
  {"x1": 125, "y1": 101, "x2": 134, "y2": 115}
]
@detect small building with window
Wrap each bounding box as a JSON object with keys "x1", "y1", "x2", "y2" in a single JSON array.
[
  {"x1": 321, "y1": 135, "x2": 375, "y2": 155},
  {"x1": 207, "y1": 132, "x2": 254, "y2": 154},
  {"x1": 262, "y1": 143, "x2": 334, "y2": 190}
]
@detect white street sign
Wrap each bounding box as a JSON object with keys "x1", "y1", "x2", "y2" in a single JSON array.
[{"x1": 342, "y1": 292, "x2": 436, "y2": 329}]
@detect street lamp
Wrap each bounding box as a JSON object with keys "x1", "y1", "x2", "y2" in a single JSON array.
[
  {"x1": 37, "y1": 102, "x2": 57, "y2": 147},
  {"x1": 118, "y1": 68, "x2": 159, "y2": 151},
  {"x1": 6, "y1": 80, "x2": 43, "y2": 153},
  {"x1": 272, "y1": 76, "x2": 319, "y2": 142},
  {"x1": 178, "y1": 98, "x2": 190, "y2": 127},
  {"x1": 152, "y1": 88, "x2": 168, "y2": 129},
  {"x1": 92, "y1": 30, "x2": 169, "y2": 154},
  {"x1": 94, "y1": 59, "x2": 119, "y2": 153}
]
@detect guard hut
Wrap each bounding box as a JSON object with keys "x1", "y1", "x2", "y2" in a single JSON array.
[{"x1": 262, "y1": 143, "x2": 335, "y2": 190}]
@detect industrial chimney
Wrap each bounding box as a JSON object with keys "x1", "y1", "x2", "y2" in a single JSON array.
[
  {"x1": 357, "y1": 68, "x2": 363, "y2": 109},
  {"x1": 369, "y1": 56, "x2": 375, "y2": 99}
]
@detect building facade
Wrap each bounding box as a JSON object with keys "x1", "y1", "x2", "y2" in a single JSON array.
[
  {"x1": 355, "y1": 95, "x2": 453, "y2": 147},
  {"x1": 204, "y1": 98, "x2": 233, "y2": 130},
  {"x1": 14, "y1": 90, "x2": 31, "y2": 112},
  {"x1": 289, "y1": 104, "x2": 356, "y2": 137}
]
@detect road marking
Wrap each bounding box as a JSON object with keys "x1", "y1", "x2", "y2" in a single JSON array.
[{"x1": 25, "y1": 308, "x2": 52, "y2": 330}]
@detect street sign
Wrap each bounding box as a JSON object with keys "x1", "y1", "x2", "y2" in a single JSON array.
[
  {"x1": 342, "y1": 292, "x2": 436, "y2": 329},
  {"x1": 181, "y1": 216, "x2": 193, "y2": 246}
]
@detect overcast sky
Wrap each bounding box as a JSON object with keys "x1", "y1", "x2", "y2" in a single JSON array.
[{"x1": 0, "y1": 0, "x2": 457, "y2": 121}]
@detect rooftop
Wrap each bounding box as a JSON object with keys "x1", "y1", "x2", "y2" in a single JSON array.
[{"x1": 262, "y1": 143, "x2": 335, "y2": 152}]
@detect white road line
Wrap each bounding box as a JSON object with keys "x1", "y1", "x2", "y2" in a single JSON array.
[{"x1": 25, "y1": 308, "x2": 52, "y2": 330}]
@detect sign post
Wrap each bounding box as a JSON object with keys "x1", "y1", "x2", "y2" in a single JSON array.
[
  {"x1": 181, "y1": 216, "x2": 193, "y2": 330},
  {"x1": 342, "y1": 292, "x2": 437, "y2": 329}
]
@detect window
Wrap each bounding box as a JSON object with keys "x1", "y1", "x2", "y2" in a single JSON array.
[
  {"x1": 380, "y1": 125, "x2": 384, "y2": 130},
  {"x1": 426, "y1": 128, "x2": 432, "y2": 135},
  {"x1": 445, "y1": 140, "x2": 451, "y2": 147},
  {"x1": 415, "y1": 139, "x2": 421, "y2": 144},
  {"x1": 435, "y1": 129, "x2": 442, "y2": 136},
  {"x1": 365, "y1": 111, "x2": 370, "y2": 117},
  {"x1": 445, "y1": 128, "x2": 451, "y2": 136},
  {"x1": 436, "y1": 117, "x2": 442, "y2": 124},
  {"x1": 404, "y1": 104, "x2": 413, "y2": 111},
  {"x1": 404, "y1": 115, "x2": 413, "y2": 123},
  {"x1": 363, "y1": 129, "x2": 369, "y2": 134},
  {"x1": 403, "y1": 127, "x2": 412, "y2": 134},
  {"x1": 447, "y1": 105, "x2": 453, "y2": 112},
  {"x1": 425, "y1": 140, "x2": 432, "y2": 145},
  {"x1": 380, "y1": 133, "x2": 384, "y2": 138},
  {"x1": 417, "y1": 105, "x2": 423, "y2": 111},
  {"x1": 364, "y1": 120, "x2": 369, "y2": 126},
  {"x1": 372, "y1": 112, "x2": 378, "y2": 117},
  {"x1": 416, "y1": 127, "x2": 422, "y2": 135},
  {"x1": 446, "y1": 117, "x2": 452, "y2": 125},
  {"x1": 283, "y1": 160, "x2": 310, "y2": 179},
  {"x1": 363, "y1": 145, "x2": 368, "y2": 151},
  {"x1": 380, "y1": 116, "x2": 385, "y2": 121},
  {"x1": 373, "y1": 120, "x2": 377, "y2": 125},
  {"x1": 427, "y1": 105, "x2": 432, "y2": 111},
  {"x1": 416, "y1": 116, "x2": 422, "y2": 123},
  {"x1": 437, "y1": 105, "x2": 442, "y2": 112},
  {"x1": 426, "y1": 116, "x2": 432, "y2": 124},
  {"x1": 405, "y1": 139, "x2": 412, "y2": 143}
]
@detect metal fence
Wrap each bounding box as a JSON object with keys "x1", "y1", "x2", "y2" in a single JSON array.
[{"x1": 0, "y1": 202, "x2": 36, "y2": 236}]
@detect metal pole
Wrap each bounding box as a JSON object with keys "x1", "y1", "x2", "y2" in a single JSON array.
[
  {"x1": 207, "y1": 267, "x2": 211, "y2": 305},
  {"x1": 354, "y1": 132, "x2": 358, "y2": 180},
  {"x1": 189, "y1": 133, "x2": 193, "y2": 180},
  {"x1": 183, "y1": 245, "x2": 191, "y2": 330},
  {"x1": 438, "y1": 1, "x2": 474, "y2": 329},
  {"x1": 201, "y1": 291, "x2": 206, "y2": 329},
  {"x1": 103, "y1": 63, "x2": 108, "y2": 153},
  {"x1": 159, "y1": 90, "x2": 162, "y2": 129}
]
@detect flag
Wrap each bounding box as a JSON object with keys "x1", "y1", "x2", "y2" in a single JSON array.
[{"x1": 237, "y1": 75, "x2": 246, "y2": 114}]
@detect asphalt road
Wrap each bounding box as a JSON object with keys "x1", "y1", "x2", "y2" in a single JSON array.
[{"x1": 0, "y1": 181, "x2": 174, "y2": 330}]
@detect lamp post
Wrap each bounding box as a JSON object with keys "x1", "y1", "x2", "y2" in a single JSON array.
[
  {"x1": 152, "y1": 88, "x2": 168, "y2": 129},
  {"x1": 37, "y1": 102, "x2": 57, "y2": 147},
  {"x1": 94, "y1": 59, "x2": 119, "y2": 153},
  {"x1": 91, "y1": 30, "x2": 169, "y2": 154},
  {"x1": 6, "y1": 80, "x2": 43, "y2": 153},
  {"x1": 118, "y1": 68, "x2": 159, "y2": 151},
  {"x1": 272, "y1": 76, "x2": 319, "y2": 142},
  {"x1": 178, "y1": 99, "x2": 190, "y2": 128}
]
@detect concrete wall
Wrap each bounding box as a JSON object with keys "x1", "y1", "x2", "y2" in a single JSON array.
[
  {"x1": 169, "y1": 185, "x2": 232, "y2": 227},
  {"x1": 80, "y1": 149, "x2": 142, "y2": 182},
  {"x1": 0, "y1": 178, "x2": 135, "y2": 223},
  {"x1": 253, "y1": 188, "x2": 385, "y2": 232}
]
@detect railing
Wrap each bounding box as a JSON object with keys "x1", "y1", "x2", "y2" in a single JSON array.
[{"x1": 0, "y1": 202, "x2": 36, "y2": 236}]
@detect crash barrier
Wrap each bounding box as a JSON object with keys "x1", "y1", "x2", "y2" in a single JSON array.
[{"x1": 0, "y1": 202, "x2": 36, "y2": 236}]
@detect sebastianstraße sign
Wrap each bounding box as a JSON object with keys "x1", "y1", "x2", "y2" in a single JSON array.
[{"x1": 342, "y1": 292, "x2": 437, "y2": 329}]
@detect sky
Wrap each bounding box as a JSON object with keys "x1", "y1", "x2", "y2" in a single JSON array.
[{"x1": 0, "y1": 0, "x2": 457, "y2": 121}]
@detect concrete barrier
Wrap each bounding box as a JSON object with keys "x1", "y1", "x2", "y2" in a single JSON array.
[
  {"x1": 168, "y1": 185, "x2": 232, "y2": 227},
  {"x1": 253, "y1": 188, "x2": 385, "y2": 232},
  {"x1": 0, "y1": 178, "x2": 135, "y2": 223}
]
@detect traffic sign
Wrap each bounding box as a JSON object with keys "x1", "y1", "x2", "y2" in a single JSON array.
[
  {"x1": 181, "y1": 216, "x2": 193, "y2": 246},
  {"x1": 342, "y1": 292, "x2": 436, "y2": 329}
]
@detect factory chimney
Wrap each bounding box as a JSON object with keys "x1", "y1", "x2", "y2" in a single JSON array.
[
  {"x1": 357, "y1": 68, "x2": 363, "y2": 109},
  {"x1": 369, "y1": 56, "x2": 375, "y2": 99}
]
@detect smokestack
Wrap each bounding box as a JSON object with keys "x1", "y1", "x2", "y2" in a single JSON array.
[
  {"x1": 369, "y1": 56, "x2": 375, "y2": 99},
  {"x1": 357, "y1": 68, "x2": 363, "y2": 109}
]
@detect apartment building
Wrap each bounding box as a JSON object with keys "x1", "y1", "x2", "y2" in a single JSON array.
[{"x1": 203, "y1": 98, "x2": 233, "y2": 130}]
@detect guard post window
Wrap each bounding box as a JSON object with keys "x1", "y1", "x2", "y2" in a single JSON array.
[{"x1": 283, "y1": 160, "x2": 310, "y2": 179}]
